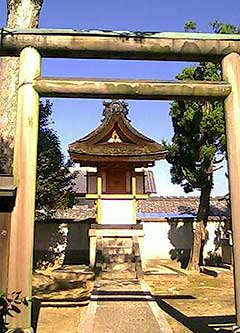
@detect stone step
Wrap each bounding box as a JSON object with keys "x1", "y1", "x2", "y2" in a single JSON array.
[
  {"x1": 102, "y1": 248, "x2": 133, "y2": 255},
  {"x1": 94, "y1": 235, "x2": 143, "y2": 280},
  {"x1": 102, "y1": 262, "x2": 136, "y2": 271},
  {"x1": 103, "y1": 255, "x2": 126, "y2": 264},
  {"x1": 102, "y1": 238, "x2": 133, "y2": 247},
  {"x1": 101, "y1": 270, "x2": 137, "y2": 280},
  {"x1": 102, "y1": 244, "x2": 133, "y2": 248},
  {"x1": 103, "y1": 254, "x2": 136, "y2": 264}
]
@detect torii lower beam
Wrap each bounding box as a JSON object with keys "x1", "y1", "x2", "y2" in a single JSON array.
[{"x1": 33, "y1": 77, "x2": 231, "y2": 100}]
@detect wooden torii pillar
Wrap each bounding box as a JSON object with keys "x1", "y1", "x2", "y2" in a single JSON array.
[
  {"x1": 7, "y1": 46, "x2": 40, "y2": 330},
  {"x1": 222, "y1": 52, "x2": 240, "y2": 326}
]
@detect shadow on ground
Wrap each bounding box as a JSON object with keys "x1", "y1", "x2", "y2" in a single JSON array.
[
  {"x1": 91, "y1": 289, "x2": 154, "y2": 301},
  {"x1": 155, "y1": 295, "x2": 235, "y2": 333}
]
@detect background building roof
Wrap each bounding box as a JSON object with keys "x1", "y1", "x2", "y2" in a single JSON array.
[
  {"x1": 53, "y1": 196, "x2": 229, "y2": 222},
  {"x1": 137, "y1": 196, "x2": 229, "y2": 221}
]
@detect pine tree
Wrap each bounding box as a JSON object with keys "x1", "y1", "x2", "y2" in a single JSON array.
[
  {"x1": 35, "y1": 101, "x2": 75, "y2": 221},
  {"x1": 166, "y1": 21, "x2": 239, "y2": 270}
]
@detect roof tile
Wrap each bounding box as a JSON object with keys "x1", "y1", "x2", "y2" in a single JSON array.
[{"x1": 54, "y1": 196, "x2": 229, "y2": 221}]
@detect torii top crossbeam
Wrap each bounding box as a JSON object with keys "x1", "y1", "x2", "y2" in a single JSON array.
[{"x1": 1, "y1": 28, "x2": 240, "y2": 61}]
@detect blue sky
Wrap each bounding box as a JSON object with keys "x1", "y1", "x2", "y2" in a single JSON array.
[{"x1": 1, "y1": 0, "x2": 239, "y2": 196}]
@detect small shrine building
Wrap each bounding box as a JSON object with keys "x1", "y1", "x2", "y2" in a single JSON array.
[
  {"x1": 68, "y1": 100, "x2": 166, "y2": 276},
  {"x1": 69, "y1": 100, "x2": 165, "y2": 224}
]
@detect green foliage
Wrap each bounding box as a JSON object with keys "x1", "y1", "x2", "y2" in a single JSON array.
[
  {"x1": 166, "y1": 21, "x2": 239, "y2": 269},
  {"x1": 166, "y1": 98, "x2": 225, "y2": 193},
  {"x1": 184, "y1": 20, "x2": 197, "y2": 32},
  {"x1": 0, "y1": 290, "x2": 28, "y2": 332},
  {"x1": 184, "y1": 19, "x2": 240, "y2": 34},
  {"x1": 35, "y1": 100, "x2": 75, "y2": 221},
  {"x1": 166, "y1": 22, "x2": 237, "y2": 194},
  {"x1": 210, "y1": 20, "x2": 240, "y2": 34}
]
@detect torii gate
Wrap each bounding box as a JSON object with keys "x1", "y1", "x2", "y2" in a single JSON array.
[{"x1": 1, "y1": 29, "x2": 240, "y2": 331}]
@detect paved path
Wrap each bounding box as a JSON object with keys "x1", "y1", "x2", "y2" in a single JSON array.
[{"x1": 79, "y1": 278, "x2": 173, "y2": 333}]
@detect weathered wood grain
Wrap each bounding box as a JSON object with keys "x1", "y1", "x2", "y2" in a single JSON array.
[
  {"x1": 33, "y1": 77, "x2": 231, "y2": 100},
  {"x1": 222, "y1": 52, "x2": 240, "y2": 326}
]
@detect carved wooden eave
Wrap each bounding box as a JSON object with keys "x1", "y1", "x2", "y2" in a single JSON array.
[{"x1": 69, "y1": 101, "x2": 167, "y2": 167}]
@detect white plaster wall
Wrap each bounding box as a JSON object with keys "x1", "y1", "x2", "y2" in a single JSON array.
[
  {"x1": 142, "y1": 221, "x2": 222, "y2": 262},
  {"x1": 203, "y1": 221, "x2": 221, "y2": 258},
  {"x1": 35, "y1": 220, "x2": 226, "y2": 264},
  {"x1": 142, "y1": 222, "x2": 172, "y2": 260},
  {"x1": 141, "y1": 221, "x2": 194, "y2": 260},
  {"x1": 101, "y1": 199, "x2": 133, "y2": 224}
]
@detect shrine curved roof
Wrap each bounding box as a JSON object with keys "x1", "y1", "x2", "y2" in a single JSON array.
[{"x1": 69, "y1": 101, "x2": 166, "y2": 165}]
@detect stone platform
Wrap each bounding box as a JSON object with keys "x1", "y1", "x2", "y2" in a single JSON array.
[{"x1": 89, "y1": 224, "x2": 144, "y2": 279}]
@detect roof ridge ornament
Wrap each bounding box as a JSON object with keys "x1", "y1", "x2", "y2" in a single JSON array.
[
  {"x1": 102, "y1": 100, "x2": 129, "y2": 118},
  {"x1": 108, "y1": 130, "x2": 122, "y2": 143}
]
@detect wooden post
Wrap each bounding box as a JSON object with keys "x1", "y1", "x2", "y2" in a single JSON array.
[
  {"x1": 97, "y1": 176, "x2": 102, "y2": 224},
  {"x1": 8, "y1": 47, "x2": 41, "y2": 330},
  {"x1": 132, "y1": 176, "x2": 137, "y2": 223},
  {"x1": 89, "y1": 236, "x2": 97, "y2": 269},
  {"x1": 222, "y1": 52, "x2": 240, "y2": 326},
  {"x1": 0, "y1": 213, "x2": 11, "y2": 291}
]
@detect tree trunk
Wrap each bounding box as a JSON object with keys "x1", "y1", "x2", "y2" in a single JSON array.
[
  {"x1": 0, "y1": 0, "x2": 43, "y2": 173},
  {"x1": 187, "y1": 177, "x2": 212, "y2": 271}
]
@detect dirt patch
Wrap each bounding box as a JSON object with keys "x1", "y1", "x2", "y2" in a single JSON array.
[
  {"x1": 32, "y1": 265, "x2": 94, "y2": 332},
  {"x1": 35, "y1": 307, "x2": 83, "y2": 333},
  {"x1": 147, "y1": 265, "x2": 235, "y2": 333}
]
